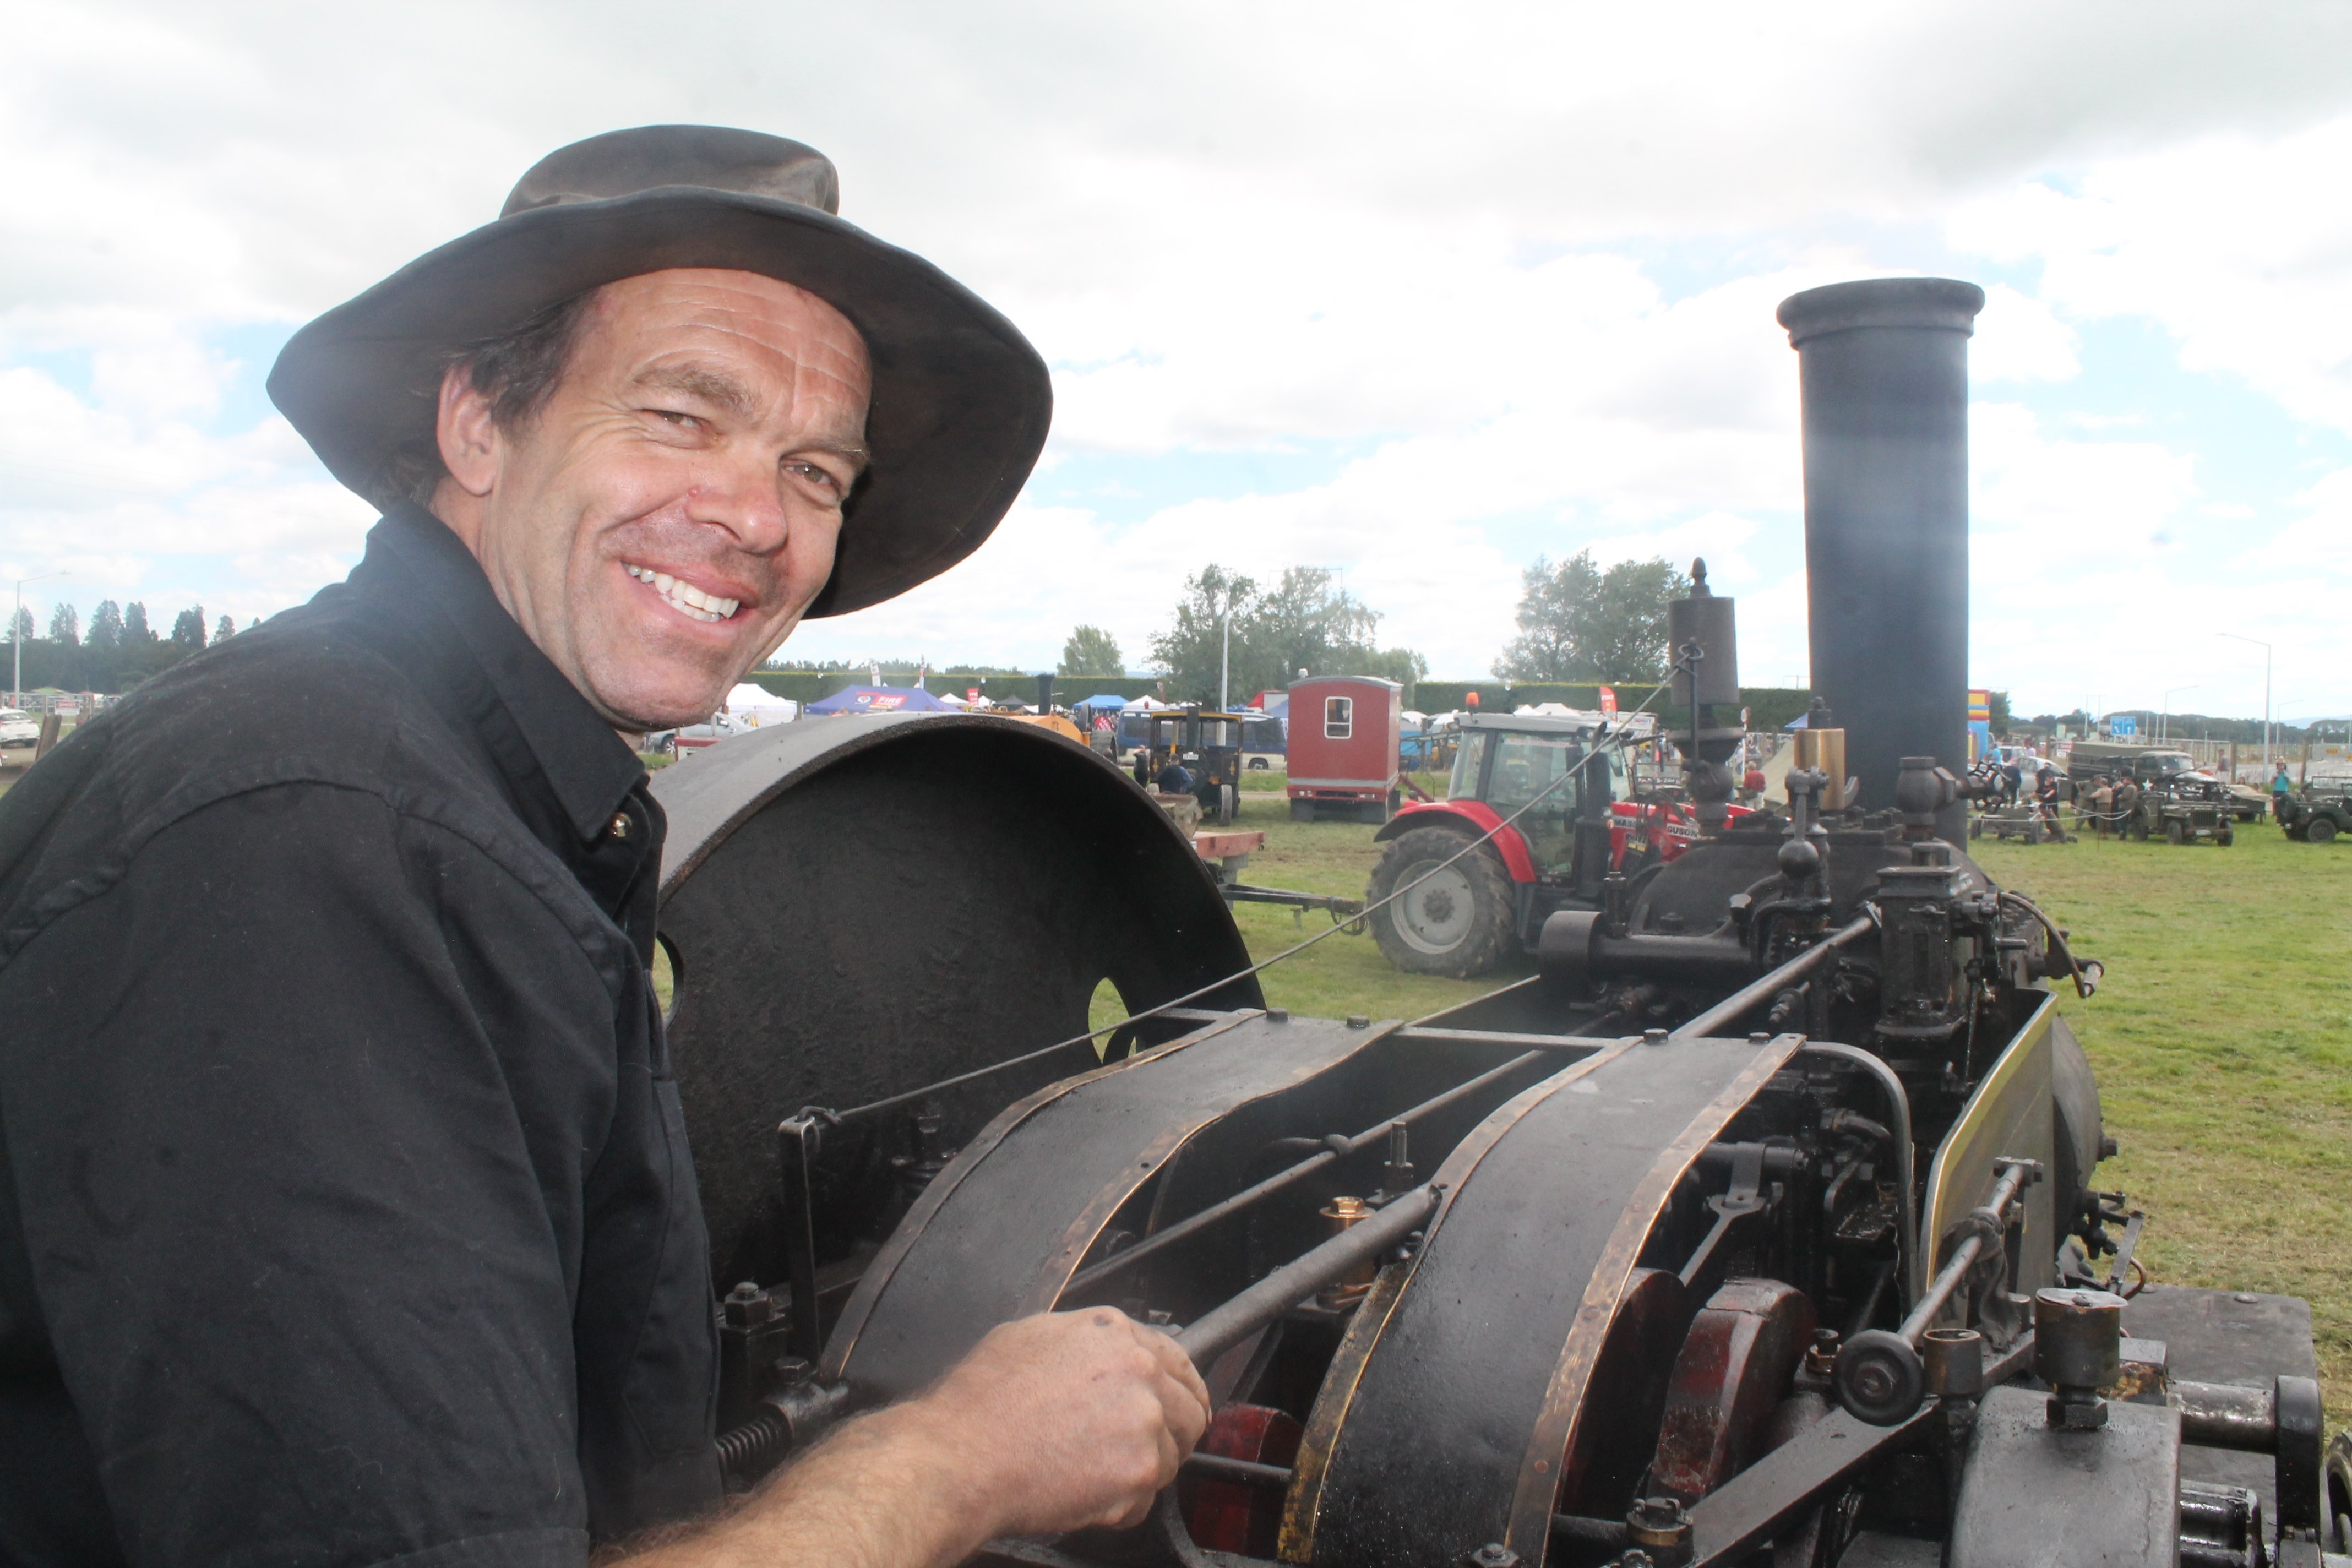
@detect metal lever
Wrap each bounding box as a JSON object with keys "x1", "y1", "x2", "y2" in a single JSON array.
[
  {"x1": 776, "y1": 1113, "x2": 830, "y2": 1363},
  {"x1": 1679, "y1": 1141, "x2": 1767, "y2": 1288}
]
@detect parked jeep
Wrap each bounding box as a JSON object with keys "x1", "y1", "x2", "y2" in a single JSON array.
[
  {"x1": 2122, "y1": 776, "x2": 2234, "y2": 846},
  {"x1": 2279, "y1": 778, "x2": 2352, "y2": 844}
]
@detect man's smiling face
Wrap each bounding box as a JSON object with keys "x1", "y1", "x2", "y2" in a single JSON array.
[{"x1": 432, "y1": 268, "x2": 871, "y2": 730}]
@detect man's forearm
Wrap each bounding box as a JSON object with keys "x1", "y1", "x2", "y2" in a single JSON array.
[
  {"x1": 618, "y1": 1402, "x2": 995, "y2": 1568},
  {"x1": 613, "y1": 1310, "x2": 1209, "y2": 1567}
]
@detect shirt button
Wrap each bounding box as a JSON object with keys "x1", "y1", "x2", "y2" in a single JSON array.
[{"x1": 610, "y1": 813, "x2": 631, "y2": 840}]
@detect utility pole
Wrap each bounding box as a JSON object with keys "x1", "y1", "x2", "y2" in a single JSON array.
[
  {"x1": 11, "y1": 571, "x2": 66, "y2": 704},
  {"x1": 2217, "y1": 633, "x2": 2272, "y2": 775}
]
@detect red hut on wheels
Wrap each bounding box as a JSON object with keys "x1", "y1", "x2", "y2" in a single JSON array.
[{"x1": 1285, "y1": 676, "x2": 1403, "y2": 822}]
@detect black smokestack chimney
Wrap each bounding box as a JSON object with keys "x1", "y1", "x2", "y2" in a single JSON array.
[{"x1": 1777, "y1": 277, "x2": 1984, "y2": 842}]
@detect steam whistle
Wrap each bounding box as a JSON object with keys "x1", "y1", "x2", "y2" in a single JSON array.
[{"x1": 1668, "y1": 560, "x2": 1743, "y2": 833}]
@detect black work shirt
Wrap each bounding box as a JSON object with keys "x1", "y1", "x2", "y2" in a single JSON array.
[{"x1": 0, "y1": 504, "x2": 720, "y2": 1565}]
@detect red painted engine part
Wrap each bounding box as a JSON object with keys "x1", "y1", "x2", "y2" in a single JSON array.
[
  {"x1": 1648, "y1": 1277, "x2": 1819, "y2": 1504},
  {"x1": 1556, "y1": 1267, "x2": 1695, "y2": 1518},
  {"x1": 1179, "y1": 1402, "x2": 1303, "y2": 1556}
]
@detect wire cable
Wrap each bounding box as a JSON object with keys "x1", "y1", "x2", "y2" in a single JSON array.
[{"x1": 832, "y1": 674, "x2": 1689, "y2": 1124}]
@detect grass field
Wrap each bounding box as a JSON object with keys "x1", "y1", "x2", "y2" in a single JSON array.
[
  {"x1": 1973, "y1": 823, "x2": 2352, "y2": 1427},
  {"x1": 1211, "y1": 794, "x2": 2351, "y2": 1427}
]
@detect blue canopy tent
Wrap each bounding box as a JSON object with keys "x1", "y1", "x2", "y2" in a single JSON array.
[
  {"x1": 804, "y1": 685, "x2": 958, "y2": 715},
  {"x1": 1070, "y1": 691, "x2": 1130, "y2": 742}
]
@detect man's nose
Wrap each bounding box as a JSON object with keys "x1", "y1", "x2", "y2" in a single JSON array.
[{"x1": 684, "y1": 451, "x2": 791, "y2": 553}]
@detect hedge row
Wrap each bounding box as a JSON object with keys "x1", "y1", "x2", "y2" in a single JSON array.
[{"x1": 1412, "y1": 682, "x2": 1813, "y2": 734}]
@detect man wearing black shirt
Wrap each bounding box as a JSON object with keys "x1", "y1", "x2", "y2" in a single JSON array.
[{"x1": 0, "y1": 127, "x2": 1207, "y2": 1567}]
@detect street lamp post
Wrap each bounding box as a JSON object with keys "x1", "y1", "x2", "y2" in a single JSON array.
[
  {"x1": 2160, "y1": 683, "x2": 2198, "y2": 744},
  {"x1": 2217, "y1": 633, "x2": 2273, "y2": 776},
  {"x1": 11, "y1": 571, "x2": 66, "y2": 704},
  {"x1": 1219, "y1": 607, "x2": 1230, "y2": 714}
]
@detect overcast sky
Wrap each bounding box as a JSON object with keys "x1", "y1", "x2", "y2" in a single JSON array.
[{"x1": 7, "y1": 1, "x2": 2352, "y2": 723}]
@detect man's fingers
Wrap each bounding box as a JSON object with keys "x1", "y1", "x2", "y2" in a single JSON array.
[
  {"x1": 1152, "y1": 1368, "x2": 1211, "y2": 1451},
  {"x1": 1157, "y1": 1421, "x2": 1183, "y2": 1486},
  {"x1": 1131, "y1": 1320, "x2": 1212, "y2": 1420}
]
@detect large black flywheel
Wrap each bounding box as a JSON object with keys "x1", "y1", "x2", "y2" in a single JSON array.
[{"x1": 651, "y1": 714, "x2": 1261, "y2": 1292}]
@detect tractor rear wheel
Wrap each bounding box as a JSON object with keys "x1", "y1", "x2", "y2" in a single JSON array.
[
  {"x1": 2310, "y1": 817, "x2": 2339, "y2": 845},
  {"x1": 1366, "y1": 826, "x2": 1518, "y2": 978}
]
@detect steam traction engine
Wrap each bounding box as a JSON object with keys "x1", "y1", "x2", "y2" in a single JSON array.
[{"x1": 650, "y1": 281, "x2": 2351, "y2": 1567}]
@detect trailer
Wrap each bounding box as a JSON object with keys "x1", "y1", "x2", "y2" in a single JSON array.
[{"x1": 1286, "y1": 676, "x2": 1403, "y2": 823}]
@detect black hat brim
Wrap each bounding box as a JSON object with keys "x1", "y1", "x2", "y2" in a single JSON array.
[{"x1": 266, "y1": 188, "x2": 1051, "y2": 618}]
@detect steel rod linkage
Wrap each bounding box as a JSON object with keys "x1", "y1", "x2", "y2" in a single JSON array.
[
  {"x1": 1173, "y1": 1185, "x2": 1442, "y2": 1368},
  {"x1": 1834, "y1": 1157, "x2": 2038, "y2": 1425},
  {"x1": 1674, "y1": 912, "x2": 1879, "y2": 1042},
  {"x1": 1064, "y1": 1048, "x2": 1544, "y2": 1293}
]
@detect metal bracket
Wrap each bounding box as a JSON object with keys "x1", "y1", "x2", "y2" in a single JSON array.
[
  {"x1": 2102, "y1": 1210, "x2": 2146, "y2": 1295},
  {"x1": 1680, "y1": 1140, "x2": 1767, "y2": 1288}
]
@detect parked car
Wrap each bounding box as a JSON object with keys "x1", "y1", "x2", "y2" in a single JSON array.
[
  {"x1": 644, "y1": 711, "x2": 754, "y2": 755},
  {"x1": 0, "y1": 709, "x2": 38, "y2": 746}
]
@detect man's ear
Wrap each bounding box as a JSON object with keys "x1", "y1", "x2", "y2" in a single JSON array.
[{"x1": 437, "y1": 366, "x2": 500, "y2": 497}]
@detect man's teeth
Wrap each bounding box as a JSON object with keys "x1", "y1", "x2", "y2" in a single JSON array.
[{"x1": 624, "y1": 563, "x2": 739, "y2": 623}]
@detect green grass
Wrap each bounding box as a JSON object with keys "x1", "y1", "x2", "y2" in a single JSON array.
[
  {"x1": 1972, "y1": 821, "x2": 2352, "y2": 1428},
  {"x1": 1235, "y1": 768, "x2": 1449, "y2": 794},
  {"x1": 1222, "y1": 791, "x2": 1526, "y2": 1023}
]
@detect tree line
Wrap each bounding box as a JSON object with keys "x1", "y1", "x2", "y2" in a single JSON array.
[
  {"x1": 6, "y1": 599, "x2": 249, "y2": 694},
  {"x1": 1490, "y1": 551, "x2": 1689, "y2": 683},
  {"x1": 1063, "y1": 565, "x2": 1429, "y2": 704},
  {"x1": 1051, "y1": 551, "x2": 1695, "y2": 704}
]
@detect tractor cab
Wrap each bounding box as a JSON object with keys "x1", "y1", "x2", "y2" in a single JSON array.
[
  {"x1": 1444, "y1": 717, "x2": 1624, "y2": 881},
  {"x1": 1132, "y1": 705, "x2": 1247, "y2": 825},
  {"x1": 1365, "y1": 713, "x2": 1638, "y2": 976}
]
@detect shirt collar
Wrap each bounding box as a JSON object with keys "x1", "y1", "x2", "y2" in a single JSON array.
[{"x1": 370, "y1": 503, "x2": 646, "y2": 842}]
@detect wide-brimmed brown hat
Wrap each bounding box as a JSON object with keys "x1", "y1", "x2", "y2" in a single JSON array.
[{"x1": 267, "y1": 125, "x2": 1051, "y2": 617}]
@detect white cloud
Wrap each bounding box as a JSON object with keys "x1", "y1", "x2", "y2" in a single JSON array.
[
  {"x1": 1968, "y1": 401, "x2": 2201, "y2": 556},
  {"x1": 2, "y1": 0, "x2": 2351, "y2": 722},
  {"x1": 1970, "y1": 285, "x2": 2079, "y2": 385},
  {"x1": 1950, "y1": 113, "x2": 2352, "y2": 433}
]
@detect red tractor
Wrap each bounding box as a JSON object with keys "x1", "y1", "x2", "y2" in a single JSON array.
[{"x1": 1364, "y1": 712, "x2": 1729, "y2": 977}]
